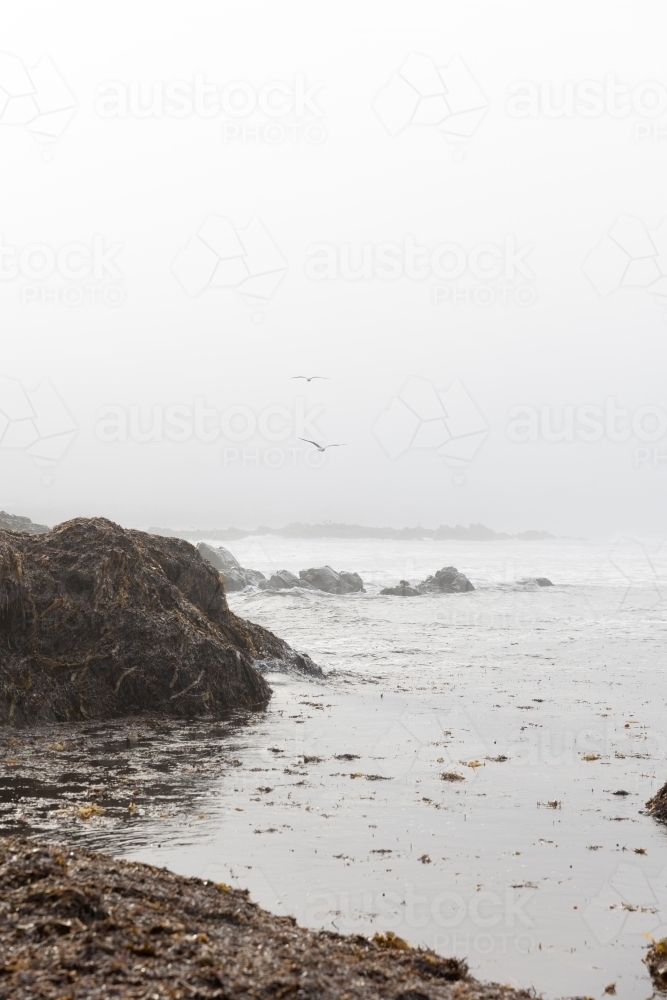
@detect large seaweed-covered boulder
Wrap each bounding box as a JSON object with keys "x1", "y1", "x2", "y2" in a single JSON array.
[{"x1": 0, "y1": 518, "x2": 317, "y2": 727}]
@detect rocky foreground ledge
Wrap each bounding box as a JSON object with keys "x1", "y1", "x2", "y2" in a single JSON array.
[
  {"x1": 0, "y1": 836, "x2": 535, "y2": 1000},
  {"x1": 0, "y1": 518, "x2": 318, "y2": 727}
]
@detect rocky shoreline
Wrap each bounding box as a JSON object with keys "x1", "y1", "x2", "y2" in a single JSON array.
[
  {"x1": 0, "y1": 835, "x2": 536, "y2": 1000},
  {"x1": 196, "y1": 542, "x2": 556, "y2": 597}
]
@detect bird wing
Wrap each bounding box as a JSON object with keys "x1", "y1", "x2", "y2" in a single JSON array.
[
  {"x1": 324, "y1": 443, "x2": 346, "y2": 449},
  {"x1": 299, "y1": 437, "x2": 322, "y2": 449}
]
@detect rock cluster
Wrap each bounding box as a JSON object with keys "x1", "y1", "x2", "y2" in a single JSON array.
[
  {"x1": 197, "y1": 545, "x2": 364, "y2": 594},
  {"x1": 197, "y1": 545, "x2": 477, "y2": 597},
  {"x1": 0, "y1": 518, "x2": 319, "y2": 727},
  {"x1": 259, "y1": 566, "x2": 364, "y2": 593},
  {"x1": 381, "y1": 566, "x2": 475, "y2": 595}
]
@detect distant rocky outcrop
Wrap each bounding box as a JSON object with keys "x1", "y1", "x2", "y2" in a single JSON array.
[
  {"x1": 0, "y1": 511, "x2": 49, "y2": 534},
  {"x1": 380, "y1": 580, "x2": 419, "y2": 597},
  {"x1": 417, "y1": 566, "x2": 475, "y2": 593},
  {"x1": 197, "y1": 542, "x2": 265, "y2": 591},
  {"x1": 0, "y1": 518, "x2": 320, "y2": 727},
  {"x1": 518, "y1": 577, "x2": 553, "y2": 587},
  {"x1": 151, "y1": 521, "x2": 560, "y2": 542}
]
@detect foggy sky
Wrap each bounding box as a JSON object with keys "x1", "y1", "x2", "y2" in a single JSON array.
[{"x1": 2, "y1": 0, "x2": 666, "y2": 538}]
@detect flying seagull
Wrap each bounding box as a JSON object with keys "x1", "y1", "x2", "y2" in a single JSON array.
[
  {"x1": 291, "y1": 375, "x2": 329, "y2": 382},
  {"x1": 299, "y1": 438, "x2": 346, "y2": 453}
]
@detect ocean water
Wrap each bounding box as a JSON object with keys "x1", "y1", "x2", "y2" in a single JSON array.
[{"x1": 5, "y1": 537, "x2": 667, "y2": 998}]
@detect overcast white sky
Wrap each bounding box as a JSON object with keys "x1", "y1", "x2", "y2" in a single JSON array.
[{"x1": 1, "y1": 0, "x2": 666, "y2": 537}]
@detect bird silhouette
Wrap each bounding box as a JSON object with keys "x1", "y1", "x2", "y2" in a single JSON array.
[
  {"x1": 299, "y1": 438, "x2": 346, "y2": 453},
  {"x1": 291, "y1": 376, "x2": 329, "y2": 382}
]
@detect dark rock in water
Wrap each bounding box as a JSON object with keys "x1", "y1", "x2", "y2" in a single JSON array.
[
  {"x1": 299, "y1": 566, "x2": 365, "y2": 594},
  {"x1": 0, "y1": 510, "x2": 49, "y2": 534},
  {"x1": 259, "y1": 569, "x2": 314, "y2": 592},
  {"x1": 645, "y1": 938, "x2": 667, "y2": 991},
  {"x1": 517, "y1": 577, "x2": 553, "y2": 587},
  {"x1": 646, "y1": 781, "x2": 667, "y2": 824},
  {"x1": 220, "y1": 567, "x2": 266, "y2": 594},
  {"x1": 197, "y1": 540, "x2": 241, "y2": 574},
  {"x1": 380, "y1": 580, "x2": 420, "y2": 596},
  {"x1": 417, "y1": 566, "x2": 474, "y2": 593},
  {"x1": 339, "y1": 571, "x2": 365, "y2": 593},
  {"x1": 0, "y1": 517, "x2": 320, "y2": 727},
  {"x1": 197, "y1": 541, "x2": 266, "y2": 592}
]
